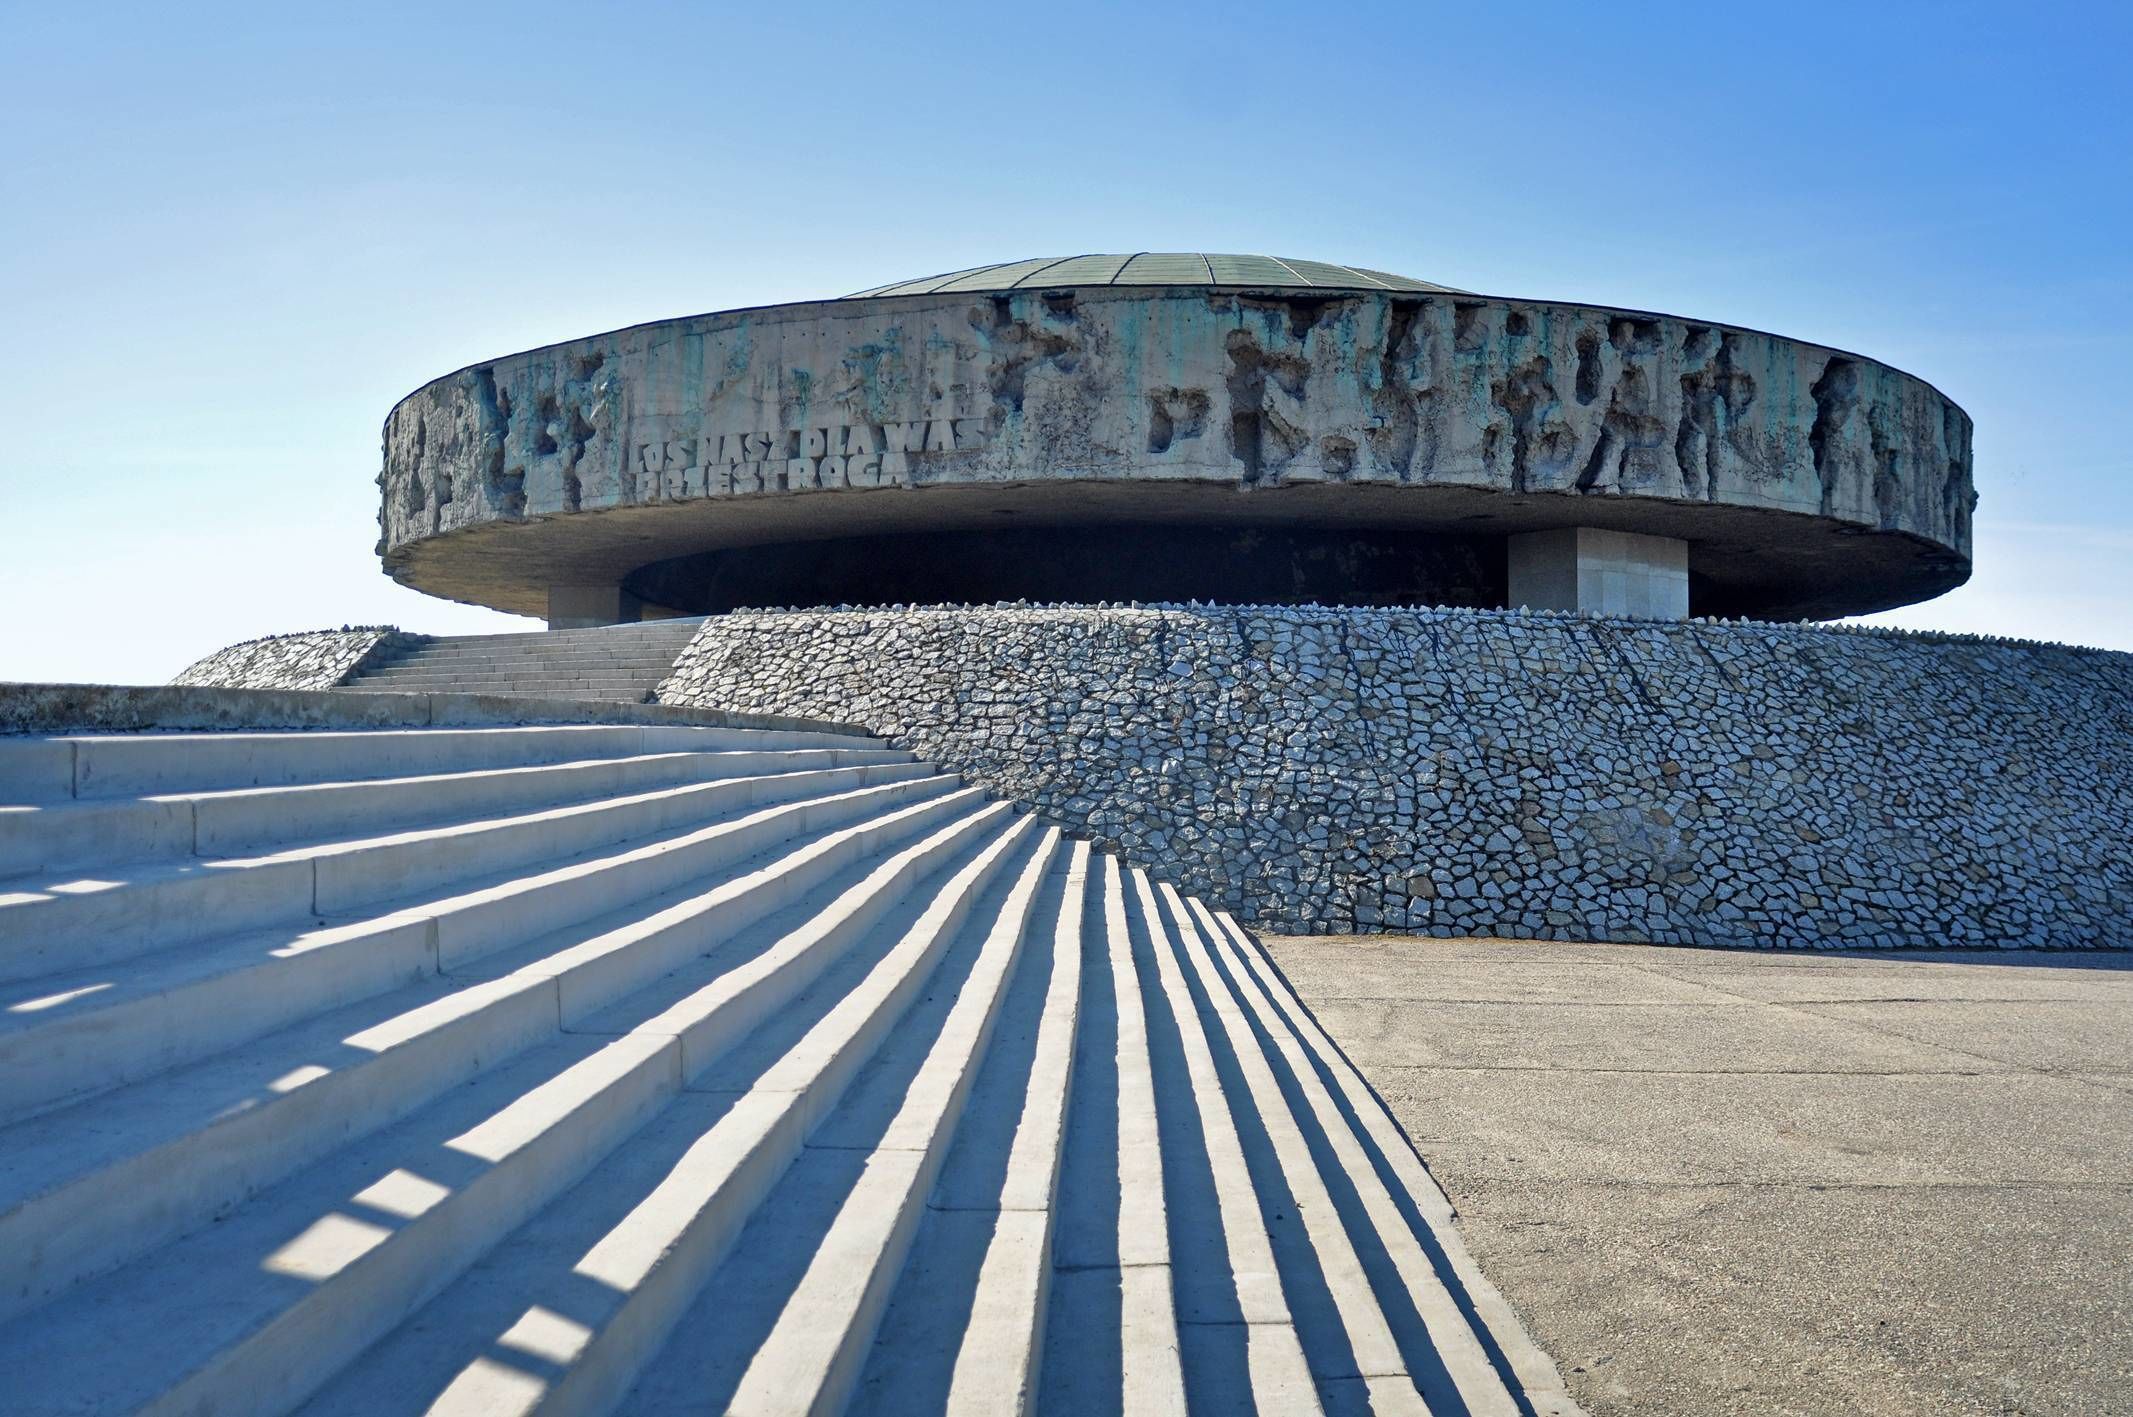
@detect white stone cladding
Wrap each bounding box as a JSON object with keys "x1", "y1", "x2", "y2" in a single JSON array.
[
  {"x1": 172, "y1": 628, "x2": 417, "y2": 691},
  {"x1": 658, "y1": 604, "x2": 2133, "y2": 950}
]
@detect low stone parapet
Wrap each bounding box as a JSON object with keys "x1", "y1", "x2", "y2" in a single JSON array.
[{"x1": 170, "y1": 627, "x2": 421, "y2": 691}]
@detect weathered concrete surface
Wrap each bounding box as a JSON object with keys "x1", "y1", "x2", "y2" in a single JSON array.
[
  {"x1": 1265, "y1": 935, "x2": 2133, "y2": 1417},
  {"x1": 380, "y1": 262, "x2": 1973, "y2": 621},
  {"x1": 658, "y1": 605, "x2": 2133, "y2": 950},
  {"x1": 1509, "y1": 527, "x2": 1689, "y2": 618},
  {"x1": 0, "y1": 681, "x2": 862, "y2": 737}
]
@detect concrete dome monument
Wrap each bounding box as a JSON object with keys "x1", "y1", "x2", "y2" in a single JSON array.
[{"x1": 379, "y1": 253, "x2": 1974, "y2": 628}]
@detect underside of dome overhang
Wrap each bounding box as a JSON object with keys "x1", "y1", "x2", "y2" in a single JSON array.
[{"x1": 378, "y1": 279, "x2": 1975, "y2": 622}]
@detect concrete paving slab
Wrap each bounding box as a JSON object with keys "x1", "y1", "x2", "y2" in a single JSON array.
[
  {"x1": 1371, "y1": 1067, "x2": 2133, "y2": 1187},
  {"x1": 1642, "y1": 959, "x2": 2133, "y2": 1004},
  {"x1": 1304, "y1": 998, "x2": 2002, "y2": 1074},
  {"x1": 1453, "y1": 1181, "x2": 2133, "y2": 1417},
  {"x1": 1264, "y1": 935, "x2": 2133, "y2": 1417},
  {"x1": 1796, "y1": 999, "x2": 2133, "y2": 1074},
  {"x1": 1264, "y1": 956, "x2": 1741, "y2": 1006}
]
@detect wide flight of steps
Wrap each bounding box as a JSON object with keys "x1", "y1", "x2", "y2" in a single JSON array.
[
  {"x1": 342, "y1": 620, "x2": 706, "y2": 703},
  {"x1": 0, "y1": 720, "x2": 1567, "y2": 1415}
]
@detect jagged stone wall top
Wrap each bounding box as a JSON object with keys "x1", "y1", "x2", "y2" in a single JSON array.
[
  {"x1": 380, "y1": 263, "x2": 1974, "y2": 620},
  {"x1": 171, "y1": 628, "x2": 418, "y2": 691}
]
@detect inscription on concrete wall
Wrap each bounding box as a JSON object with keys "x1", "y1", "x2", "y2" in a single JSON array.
[
  {"x1": 629, "y1": 416, "x2": 994, "y2": 499},
  {"x1": 380, "y1": 288, "x2": 1974, "y2": 596}
]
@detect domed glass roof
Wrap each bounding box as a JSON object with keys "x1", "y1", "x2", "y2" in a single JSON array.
[{"x1": 843, "y1": 253, "x2": 1464, "y2": 299}]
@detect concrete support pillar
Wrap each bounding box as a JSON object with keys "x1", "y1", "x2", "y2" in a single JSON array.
[
  {"x1": 1508, "y1": 528, "x2": 1690, "y2": 619},
  {"x1": 546, "y1": 585, "x2": 645, "y2": 631}
]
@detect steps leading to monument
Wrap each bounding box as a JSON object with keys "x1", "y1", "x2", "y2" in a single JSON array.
[
  {"x1": 342, "y1": 620, "x2": 706, "y2": 703},
  {"x1": 0, "y1": 721, "x2": 1567, "y2": 1415}
]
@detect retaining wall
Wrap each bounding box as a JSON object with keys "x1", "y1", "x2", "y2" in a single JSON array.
[
  {"x1": 172, "y1": 628, "x2": 422, "y2": 691},
  {"x1": 658, "y1": 604, "x2": 2133, "y2": 949}
]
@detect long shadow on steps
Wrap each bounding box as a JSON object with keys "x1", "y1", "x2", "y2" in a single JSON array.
[
  {"x1": 0, "y1": 780, "x2": 953, "y2": 1315},
  {"x1": 1158, "y1": 892, "x2": 1465, "y2": 1417},
  {"x1": 295, "y1": 819, "x2": 1034, "y2": 1414},
  {"x1": 0, "y1": 810, "x2": 1003, "y2": 1413},
  {"x1": 847, "y1": 845, "x2": 1079, "y2": 1411},
  {"x1": 1131, "y1": 886, "x2": 1283, "y2": 1396},
  {"x1": 1200, "y1": 921, "x2": 1544, "y2": 1417},
  {"x1": 615, "y1": 824, "x2": 1055, "y2": 1413},
  {"x1": 1032, "y1": 853, "x2": 1136, "y2": 1413},
  {"x1": 1122, "y1": 872, "x2": 1341, "y2": 1416}
]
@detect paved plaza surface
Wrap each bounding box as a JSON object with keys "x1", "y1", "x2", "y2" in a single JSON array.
[{"x1": 1261, "y1": 935, "x2": 2133, "y2": 1416}]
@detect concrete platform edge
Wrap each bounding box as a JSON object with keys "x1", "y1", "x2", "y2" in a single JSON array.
[{"x1": 0, "y1": 683, "x2": 871, "y2": 740}]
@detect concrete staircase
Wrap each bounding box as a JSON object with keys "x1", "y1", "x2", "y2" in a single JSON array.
[
  {"x1": 0, "y1": 721, "x2": 1566, "y2": 1415},
  {"x1": 342, "y1": 620, "x2": 706, "y2": 703}
]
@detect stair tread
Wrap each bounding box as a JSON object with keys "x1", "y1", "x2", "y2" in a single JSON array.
[
  {"x1": 0, "y1": 813, "x2": 1028, "y2": 1417},
  {"x1": 0, "y1": 721, "x2": 1553, "y2": 1415},
  {"x1": 0, "y1": 780, "x2": 980, "y2": 1225}
]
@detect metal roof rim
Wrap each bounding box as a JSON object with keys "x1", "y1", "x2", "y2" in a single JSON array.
[
  {"x1": 1265, "y1": 255, "x2": 1314, "y2": 287},
  {"x1": 910, "y1": 261, "x2": 1000, "y2": 295},
  {"x1": 1331, "y1": 262, "x2": 1394, "y2": 290},
  {"x1": 870, "y1": 258, "x2": 1003, "y2": 298},
  {"x1": 1013, "y1": 254, "x2": 1085, "y2": 290},
  {"x1": 1110, "y1": 252, "x2": 1149, "y2": 286}
]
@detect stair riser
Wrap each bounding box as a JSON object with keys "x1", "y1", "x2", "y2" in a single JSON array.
[
  {"x1": 666, "y1": 807, "x2": 1012, "y2": 1078},
  {"x1": 389, "y1": 625, "x2": 701, "y2": 644},
  {"x1": 0, "y1": 915, "x2": 435, "y2": 1127},
  {"x1": 0, "y1": 975, "x2": 563, "y2": 1325},
  {"x1": 313, "y1": 764, "x2": 920, "y2": 916},
  {"x1": 775, "y1": 834, "x2": 1058, "y2": 1417},
  {"x1": 434, "y1": 815, "x2": 1036, "y2": 1417},
  {"x1": 146, "y1": 1036, "x2": 686, "y2": 1417},
  {"x1": 524, "y1": 1098, "x2": 806, "y2": 1417},
  {"x1": 544, "y1": 797, "x2": 988, "y2": 1034},
  {"x1": 0, "y1": 786, "x2": 975, "y2": 1319},
  {"x1": 0, "y1": 858, "x2": 315, "y2": 986},
  {"x1": 392, "y1": 627, "x2": 702, "y2": 648},
  {"x1": 0, "y1": 741, "x2": 76, "y2": 805},
  {"x1": 0, "y1": 799, "x2": 193, "y2": 877},
  {"x1": 353, "y1": 651, "x2": 696, "y2": 673},
  {"x1": 46, "y1": 727, "x2": 780, "y2": 802},
  {"x1": 124, "y1": 817, "x2": 1021, "y2": 1417},
  {"x1": 356, "y1": 671, "x2": 679, "y2": 684},
  {"x1": 0, "y1": 749, "x2": 903, "y2": 879},
  {"x1": 0, "y1": 777, "x2": 950, "y2": 1128},
  {"x1": 432, "y1": 776, "x2": 963, "y2": 973},
  {"x1": 193, "y1": 749, "x2": 905, "y2": 858},
  {"x1": 2, "y1": 767, "x2": 897, "y2": 985}
]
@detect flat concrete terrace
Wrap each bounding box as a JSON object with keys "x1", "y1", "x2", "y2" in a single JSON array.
[{"x1": 1263, "y1": 935, "x2": 2133, "y2": 1416}]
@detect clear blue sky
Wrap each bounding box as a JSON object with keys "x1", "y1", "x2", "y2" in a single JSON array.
[{"x1": 4, "y1": 0, "x2": 2128, "y2": 682}]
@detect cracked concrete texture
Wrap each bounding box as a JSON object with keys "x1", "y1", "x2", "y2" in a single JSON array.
[
  {"x1": 1264, "y1": 935, "x2": 2133, "y2": 1416},
  {"x1": 379, "y1": 284, "x2": 1972, "y2": 620}
]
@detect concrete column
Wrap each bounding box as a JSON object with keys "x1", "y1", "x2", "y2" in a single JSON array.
[
  {"x1": 546, "y1": 584, "x2": 645, "y2": 631},
  {"x1": 1508, "y1": 528, "x2": 1690, "y2": 619}
]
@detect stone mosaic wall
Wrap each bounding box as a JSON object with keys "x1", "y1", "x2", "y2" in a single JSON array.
[
  {"x1": 172, "y1": 628, "x2": 421, "y2": 691},
  {"x1": 659, "y1": 605, "x2": 2133, "y2": 949}
]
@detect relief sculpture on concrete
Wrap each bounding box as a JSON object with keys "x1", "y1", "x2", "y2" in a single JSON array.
[{"x1": 378, "y1": 255, "x2": 1973, "y2": 624}]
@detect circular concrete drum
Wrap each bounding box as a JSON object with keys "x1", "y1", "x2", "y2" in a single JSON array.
[{"x1": 379, "y1": 253, "x2": 1974, "y2": 627}]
